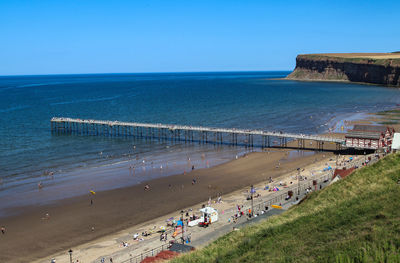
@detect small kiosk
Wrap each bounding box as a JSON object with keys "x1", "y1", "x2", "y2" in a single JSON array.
[{"x1": 188, "y1": 207, "x2": 218, "y2": 227}]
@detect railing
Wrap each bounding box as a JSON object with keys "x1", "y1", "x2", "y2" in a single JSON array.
[{"x1": 119, "y1": 243, "x2": 168, "y2": 263}]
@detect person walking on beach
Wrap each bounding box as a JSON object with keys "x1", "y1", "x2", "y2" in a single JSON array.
[{"x1": 1, "y1": 226, "x2": 5, "y2": 234}]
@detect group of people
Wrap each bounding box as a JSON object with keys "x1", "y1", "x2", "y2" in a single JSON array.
[{"x1": 133, "y1": 232, "x2": 144, "y2": 242}]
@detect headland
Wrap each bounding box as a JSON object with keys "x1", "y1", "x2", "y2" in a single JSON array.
[{"x1": 286, "y1": 53, "x2": 400, "y2": 86}]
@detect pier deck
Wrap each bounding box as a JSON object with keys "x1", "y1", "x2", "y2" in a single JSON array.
[{"x1": 51, "y1": 117, "x2": 346, "y2": 150}]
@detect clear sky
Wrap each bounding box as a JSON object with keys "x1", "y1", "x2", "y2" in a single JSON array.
[{"x1": 1, "y1": 0, "x2": 399, "y2": 75}]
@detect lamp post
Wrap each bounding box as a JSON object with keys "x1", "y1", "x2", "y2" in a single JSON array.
[
  {"x1": 180, "y1": 210, "x2": 184, "y2": 244},
  {"x1": 250, "y1": 185, "x2": 254, "y2": 217},
  {"x1": 68, "y1": 249, "x2": 73, "y2": 263},
  {"x1": 297, "y1": 168, "x2": 301, "y2": 195}
]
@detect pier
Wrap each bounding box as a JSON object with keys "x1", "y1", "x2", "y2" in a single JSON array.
[{"x1": 51, "y1": 117, "x2": 346, "y2": 150}]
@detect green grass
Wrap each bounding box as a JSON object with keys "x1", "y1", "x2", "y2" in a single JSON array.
[
  {"x1": 173, "y1": 154, "x2": 400, "y2": 263},
  {"x1": 298, "y1": 54, "x2": 400, "y2": 67},
  {"x1": 379, "y1": 121, "x2": 400, "y2": 125},
  {"x1": 377, "y1": 109, "x2": 400, "y2": 115},
  {"x1": 375, "y1": 110, "x2": 400, "y2": 121}
]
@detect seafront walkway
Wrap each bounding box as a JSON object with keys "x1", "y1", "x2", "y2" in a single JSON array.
[{"x1": 51, "y1": 117, "x2": 345, "y2": 150}]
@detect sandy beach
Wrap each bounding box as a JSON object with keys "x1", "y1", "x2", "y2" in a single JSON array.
[{"x1": 0, "y1": 137, "x2": 342, "y2": 262}]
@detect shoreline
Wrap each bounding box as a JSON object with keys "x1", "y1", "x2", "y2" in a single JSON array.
[
  {"x1": 2, "y1": 103, "x2": 397, "y2": 218},
  {"x1": 0, "y1": 144, "x2": 248, "y2": 218},
  {"x1": 0, "y1": 139, "x2": 338, "y2": 262},
  {"x1": 283, "y1": 77, "x2": 400, "y2": 88}
]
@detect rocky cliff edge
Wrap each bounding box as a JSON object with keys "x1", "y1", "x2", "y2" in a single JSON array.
[{"x1": 286, "y1": 53, "x2": 400, "y2": 86}]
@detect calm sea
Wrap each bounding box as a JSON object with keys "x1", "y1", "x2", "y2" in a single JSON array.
[{"x1": 0, "y1": 72, "x2": 399, "y2": 215}]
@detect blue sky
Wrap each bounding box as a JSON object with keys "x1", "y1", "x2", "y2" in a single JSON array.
[{"x1": 0, "y1": 0, "x2": 399, "y2": 75}]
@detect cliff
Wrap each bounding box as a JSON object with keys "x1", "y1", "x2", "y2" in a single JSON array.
[{"x1": 286, "y1": 53, "x2": 400, "y2": 86}]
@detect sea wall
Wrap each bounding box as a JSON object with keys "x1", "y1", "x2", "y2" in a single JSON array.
[{"x1": 286, "y1": 54, "x2": 400, "y2": 86}]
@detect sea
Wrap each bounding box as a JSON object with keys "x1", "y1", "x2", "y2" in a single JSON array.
[{"x1": 1, "y1": 71, "x2": 400, "y2": 216}]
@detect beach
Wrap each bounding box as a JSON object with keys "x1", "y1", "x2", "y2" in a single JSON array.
[{"x1": 0, "y1": 141, "x2": 337, "y2": 262}]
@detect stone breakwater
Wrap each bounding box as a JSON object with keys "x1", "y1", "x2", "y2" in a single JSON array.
[{"x1": 286, "y1": 54, "x2": 400, "y2": 86}]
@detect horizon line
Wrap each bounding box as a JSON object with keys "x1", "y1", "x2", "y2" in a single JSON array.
[{"x1": 0, "y1": 69, "x2": 292, "y2": 78}]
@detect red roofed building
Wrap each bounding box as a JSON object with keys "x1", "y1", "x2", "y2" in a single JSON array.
[
  {"x1": 331, "y1": 167, "x2": 356, "y2": 184},
  {"x1": 345, "y1": 125, "x2": 394, "y2": 150}
]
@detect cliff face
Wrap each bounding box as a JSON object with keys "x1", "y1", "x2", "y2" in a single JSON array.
[{"x1": 286, "y1": 54, "x2": 400, "y2": 86}]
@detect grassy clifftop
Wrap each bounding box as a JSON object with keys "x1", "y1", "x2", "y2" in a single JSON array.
[
  {"x1": 173, "y1": 154, "x2": 400, "y2": 262},
  {"x1": 298, "y1": 53, "x2": 400, "y2": 67}
]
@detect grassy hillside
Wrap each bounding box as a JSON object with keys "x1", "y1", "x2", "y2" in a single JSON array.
[{"x1": 173, "y1": 154, "x2": 400, "y2": 263}]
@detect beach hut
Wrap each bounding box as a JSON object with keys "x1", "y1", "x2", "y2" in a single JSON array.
[
  {"x1": 188, "y1": 207, "x2": 218, "y2": 227},
  {"x1": 392, "y1": 133, "x2": 400, "y2": 152}
]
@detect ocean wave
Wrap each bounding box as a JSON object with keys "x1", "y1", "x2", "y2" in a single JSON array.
[
  {"x1": 18, "y1": 83, "x2": 64, "y2": 88},
  {"x1": 50, "y1": 95, "x2": 121, "y2": 106},
  {"x1": 0, "y1": 82, "x2": 64, "y2": 92},
  {"x1": 0, "y1": 105, "x2": 30, "y2": 113}
]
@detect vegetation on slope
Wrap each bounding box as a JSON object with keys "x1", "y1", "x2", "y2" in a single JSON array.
[{"x1": 173, "y1": 154, "x2": 400, "y2": 262}]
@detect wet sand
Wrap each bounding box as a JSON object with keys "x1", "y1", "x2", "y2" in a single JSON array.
[{"x1": 0, "y1": 141, "x2": 338, "y2": 262}]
